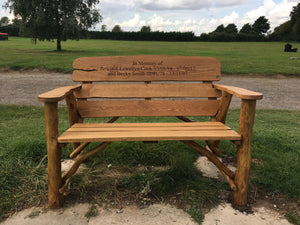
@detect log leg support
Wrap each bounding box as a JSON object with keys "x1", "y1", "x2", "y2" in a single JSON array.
[
  {"x1": 233, "y1": 99, "x2": 257, "y2": 206},
  {"x1": 44, "y1": 102, "x2": 63, "y2": 208}
]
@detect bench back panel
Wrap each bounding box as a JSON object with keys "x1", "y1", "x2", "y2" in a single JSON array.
[
  {"x1": 72, "y1": 56, "x2": 222, "y2": 118},
  {"x1": 73, "y1": 55, "x2": 221, "y2": 82}
]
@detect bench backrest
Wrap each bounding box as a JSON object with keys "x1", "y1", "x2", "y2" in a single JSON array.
[{"x1": 72, "y1": 55, "x2": 222, "y2": 118}]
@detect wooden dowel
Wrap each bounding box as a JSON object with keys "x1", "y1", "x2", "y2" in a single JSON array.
[
  {"x1": 62, "y1": 142, "x2": 111, "y2": 185},
  {"x1": 106, "y1": 117, "x2": 119, "y2": 123},
  {"x1": 59, "y1": 177, "x2": 71, "y2": 194},
  {"x1": 177, "y1": 116, "x2": 194, "y2": 122},
  {"x1": 182, "y1": 140, "x2": 235, "y2": 179},
  {"x1": 210, "y1": 116, "x2": 217, "y2": 122},
  {"x1": 69, "y1": 142, "x2": 90, "y2": 159},
  {"x1": 232, "y1": 140, "x2": 241, "y2": 145},
  {"x1": 206, "y1": 141, "x2": 221, "y2": 156},
  {"x1": 220, "y1": 170, "x2": 237, "y2": 191}
]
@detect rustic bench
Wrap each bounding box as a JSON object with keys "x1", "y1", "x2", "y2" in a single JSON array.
[{"x1": 38, "y1": 55, "x2": 263, "y2": 209}]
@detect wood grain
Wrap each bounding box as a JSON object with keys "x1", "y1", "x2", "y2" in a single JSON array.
[
  {"x1": 38, "y1": 85, "x2": 81, "y2": 102},
  {"x1": 76, "y1": 99, "x2": 220, "y2": 118},
  {"x1": 44, "y1": 102, "x2": 63, "y2": 208},
  {"x1": 72, "y1": 55, "x2": 221, "y2": 82},
  {"x1": 58, "y1": 122, "x2": 241, "y2": 143},
  {"x1": 233, "y1": 99, "x2": 257, "y2": 206},
  {"x1": 74, "y1": 83, "x2": 222, "y2": 99},
  {"x1": 214, "y1": 84, "x2": 263, "y2": 100}
]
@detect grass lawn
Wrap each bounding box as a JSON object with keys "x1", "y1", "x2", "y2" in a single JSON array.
[
  {"x1": 0, "y1": 37, "x2": 299, "y2": 74},
  {"x1": 0, "y1": 37, "x2": 299, "y2": 224},
  {"x1": 0, "y1": 105, "x2": 299, "y2": 223}
]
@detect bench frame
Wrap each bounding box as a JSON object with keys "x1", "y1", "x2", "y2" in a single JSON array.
[{"x1": 39, "y1": 56, "x2": 262, "y2": 208}]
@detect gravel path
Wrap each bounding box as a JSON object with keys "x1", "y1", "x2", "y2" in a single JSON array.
[{"x1": 0, "y1": 71, "x2": 299, "y2": 109}]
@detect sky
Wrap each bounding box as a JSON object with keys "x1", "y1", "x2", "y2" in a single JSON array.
[{"x1": 1, "y1": 0, "x2": 299, "y2": 35}]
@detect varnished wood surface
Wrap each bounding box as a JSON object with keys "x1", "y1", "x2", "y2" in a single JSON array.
[
  {"x1": 214, "y1": 84, "x2": 263, "y2": 100},
  {"x1": 38, "y1": 85, "x2": 81, "y2": 102},
  {"x1": 40, "y1": 55, "x2": 263, "y2": 208},
  {"x1": 76, "y1": 99, "x2": 220, "y2": 118},
  {"x1": 44, "y1": 102, "x2": 63, "y2": 208},
  {"x1": 72, "y1": 55, "x2": 221, "y2": 82},
  {"x1": 74, "y1": 83, "x2": 222, "y2": 99},
  {"x1": 58, "y1": 122, "x2": 241, "y2": 143},
  {"x1": 233, "y1": 100, "x2": 257, "y2": 206}
]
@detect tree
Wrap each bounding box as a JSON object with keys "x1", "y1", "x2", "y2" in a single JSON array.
[
  {"x1": 11, "y1": 17, "x2": 21, "y2": 27},
  {"x1": 224, "y1": 24, "x2": 238, "y2": 33},
  {"x1": 0, "y1": 16, "x2": 10, "y2": 26},
  {"x1": 214, "y1": 24, "x2": 225, "y2": 33},
  {"x1": 252, "y1": 16, "x2": 270, "y2": 35},
  {"x1": 101, "y1": 25, "x2": 107, "y2": 32},
  {"x1": 272, "y1": 21, "x2": 292, "y2": 40},
  {"x1": 5, "y1": 0, "x2": 101, "y2": 51},
  {"x1": 290, "y1": 3, "x2": 300, "y2": 41},
  {"x1": 239, "y1": 23, "x2": 253, "y2": 34},
  {"x1": 112, "y1": 25, "x2": 122, "y2": 32},
  {"x1": 140, "y1": 25, "x2": 151, "y2": 32},
  {"x1": 271, "y1": 3, "x2": 300, "y2": 41},
  {"x1": 290, "y1": 3, "x2": 300, "y2": 24}
]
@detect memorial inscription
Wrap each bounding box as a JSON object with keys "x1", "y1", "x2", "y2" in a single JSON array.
[{"x1": 101, "y1": 61, "x2": 196, "y2": 77}]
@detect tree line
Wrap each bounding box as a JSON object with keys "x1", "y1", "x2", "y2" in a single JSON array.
[{"x1": 1, "y1": 1, "x2": 299, "y2": 50}]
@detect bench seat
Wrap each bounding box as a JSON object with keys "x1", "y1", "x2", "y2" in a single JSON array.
[{"x1": 58, "y1": 122, "x2": 241, "y2": 143}]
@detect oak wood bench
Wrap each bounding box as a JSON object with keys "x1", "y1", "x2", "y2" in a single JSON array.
[{"x1": 38, "y1": 55, "x2": 263, "y2": 209}]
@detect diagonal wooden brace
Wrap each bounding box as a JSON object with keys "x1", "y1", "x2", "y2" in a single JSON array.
[
  {"x1": 181, "y1": 140, "x2": 235, "y2": 179},
  {"x1": 60, "y1": 142, "x2": 111, "y2": 194}
]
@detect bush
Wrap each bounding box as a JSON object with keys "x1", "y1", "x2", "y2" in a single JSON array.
[
  {"x1": 84, "y1": 31, "x2": 196, "y2": 42},
  {"x1": 0, "y1": 25, "x2": 19, "y2": 36}
]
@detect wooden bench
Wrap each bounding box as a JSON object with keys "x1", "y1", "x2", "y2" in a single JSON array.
[{"x1": 38, "y1": 55, "x2": 263, "y2": 209}]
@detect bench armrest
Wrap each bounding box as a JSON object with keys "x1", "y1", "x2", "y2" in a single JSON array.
[
  {"x1": 38, "y1": 85, "x2": 81, "y2": 102},
  {"x1": 214, "y1": 84, "x2": 263, "y2": 100}
]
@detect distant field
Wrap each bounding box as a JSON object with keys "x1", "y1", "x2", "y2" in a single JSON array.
[{"x1": 0, "y1": 37, "x2": 299, "y2": 74}]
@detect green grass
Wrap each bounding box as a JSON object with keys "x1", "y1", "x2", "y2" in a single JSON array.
[
  {"x1": 0, "y1": 37, "x2": 299, "y2": 74},
  {"x1": 0, "y1": 105, "x2": 299, "y2": 223}
]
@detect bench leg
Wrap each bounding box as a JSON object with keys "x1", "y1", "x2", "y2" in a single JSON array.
[
  {"x1": 233, "y1": 100, "x2": 256, "y2": 206},
  {"x1": 44, "y1": 102, "x2": 63, "y2": 208}
]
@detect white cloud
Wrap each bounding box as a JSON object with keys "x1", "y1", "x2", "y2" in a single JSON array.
[
  {"x1": 2, "y1": 0, "x2": 296, "y2": 36},
  {"x1": 241, "y1": 0, "x2": 297, "y2": 30},
  {"x1": 0, "y1": 8, "x2": 14, "y2": 20},
  {"x1": 120, "y1": 14, "x2": 143, "y2": 30},
  {"x1": 137, "y1": 0, "x2": 250, "y2": 10},
  {"x1": 220, "y1": 11, "x2": 240, "y2": 24},
  {"x1": 148, "y1": 14, "x2": 174, "y2": 30}
]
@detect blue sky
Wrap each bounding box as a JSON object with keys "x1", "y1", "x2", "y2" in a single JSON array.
[{"x1": 1, "y1": 0, "x2": 299, "y2": 35}]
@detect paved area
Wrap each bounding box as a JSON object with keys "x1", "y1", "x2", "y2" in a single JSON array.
[{"x1": 0, "y1": 71, "x2": 300, "y2": 110}]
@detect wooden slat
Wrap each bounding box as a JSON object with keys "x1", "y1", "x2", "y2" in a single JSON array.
[
  {"x1": 74, "y1": 83, "x2": 222, "y2": 99},
  {"x1": 72, "y1": 56, "x2": 221, "y2": 82},
  {"x1": 67, "y1": 126, "x2": 231, "y2": 132},
  {"x1": 58, "y1": 122, "x2": 241, "y2": 143},
  {"x1": 38, "y1": 85, "x2": 81, "y2": 102},
  {"x1": 77, "y1": 99, "x2": 219, "y2": 118},
  {"x1": 214, "y1": 84, "x2": 263, "y2": 100},
  {"x1": 71, "y1": 122, "x2": 226, "y2": 128}
]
